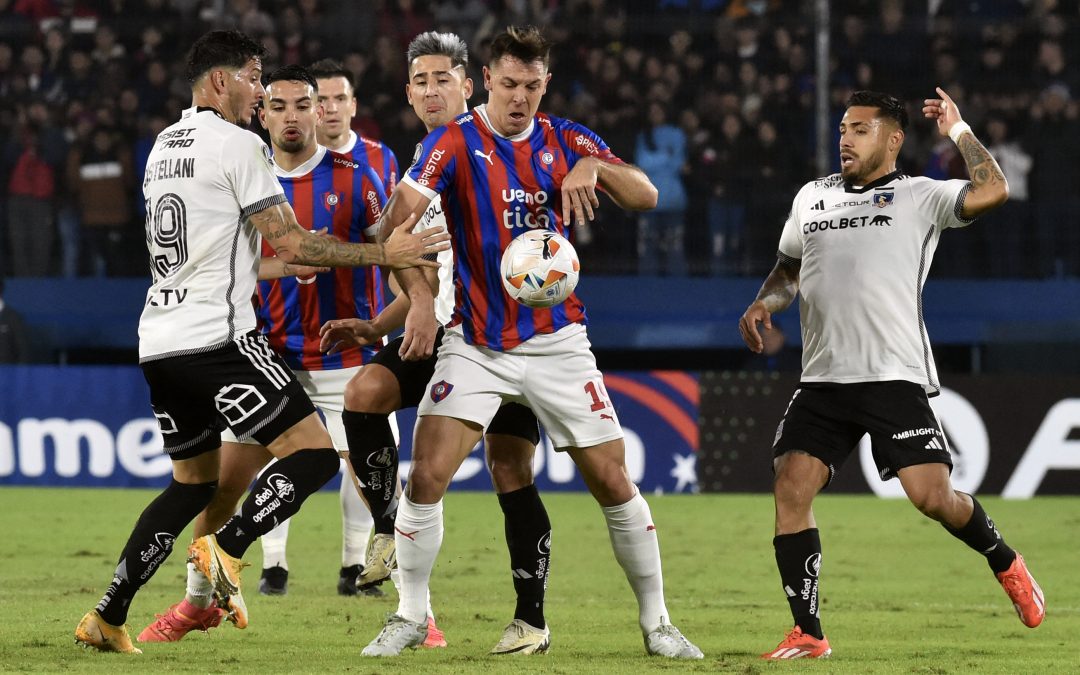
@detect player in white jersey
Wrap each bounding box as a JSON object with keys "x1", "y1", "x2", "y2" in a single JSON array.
[
  {"x1": 75, "y1": 30, "x2": 448, "y2": 654},
  {"x1": 739, "y1": 89, "x2": 1045, "y2": 660},
  {"x1": 317, "y1": 32, "x2": 552, "y2": 654}
]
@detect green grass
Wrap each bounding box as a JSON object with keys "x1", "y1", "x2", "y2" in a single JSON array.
[{"x1": 0, "y1": 488, "x2": 1076, "y2": 673}]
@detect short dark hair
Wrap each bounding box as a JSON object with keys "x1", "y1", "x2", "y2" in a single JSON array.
[
  {"x1": 308, "y1": 58, "x2": 354, "y2": 90},
  {"x1": 265, "y1": 64, "x2": 318, "y2": 93},
  {"x1": 489, "y1": 25, "x2": 550, "y2": 69},
  {"x1": 406, "y1": 31, "x2": 469, "y2": 71},
  {"x1": 846, "y1": 90, "x2": 908, "y2": 130},
  {"x1": 185, "y1": 30, "x2": 265, "y2": 85}
]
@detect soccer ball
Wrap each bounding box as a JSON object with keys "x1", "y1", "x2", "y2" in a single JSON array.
[{"x1": 500, "y1": 229, "x2": 580, "y2": 308}]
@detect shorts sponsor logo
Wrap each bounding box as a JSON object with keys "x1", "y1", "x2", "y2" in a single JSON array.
[
  {"x1": 215, "y1": 384, "x2": 268, "y2": 426},
  {"x1": 429, "y1": 380, "x2": 453, "y2": 403},
  {"x1": 891, "y1": 427, "x2": 940, "y2": 440}
]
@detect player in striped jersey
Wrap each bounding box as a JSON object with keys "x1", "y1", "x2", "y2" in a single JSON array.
[
  {"x1": 360, "y1": 27, "x2": 701, "y2": 659},
  {"x1": 135, "y1": 64, "x2": 407, "y2": 643},
  {"x1": 310, "y1": 59, "x2": 398, "y2": 194},
  {"x1": 740, "y1": 89, "x2": 1044, "y2": 660},
  {"x1": 319, "y1": 31, "x2": 551, "y2": 654}
]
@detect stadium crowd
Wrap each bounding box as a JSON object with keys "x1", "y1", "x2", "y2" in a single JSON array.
[{"x1": 1, "y1": 0, "x2": 1078, "y2": 279}]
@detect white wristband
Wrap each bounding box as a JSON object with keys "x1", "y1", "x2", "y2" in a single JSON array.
[{"x1": 948, "y1": 121, "x2": 972, "y2": 144}]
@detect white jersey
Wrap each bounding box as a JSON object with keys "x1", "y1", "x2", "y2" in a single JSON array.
[
  {"x1": 138, "y1": 107, "x2": 286, "y2": 362},
  {"x1": 414, "y1": 193, "x2": 455, "y2": 325},
  {"x1": 777, "y1": 170, "x2": 972, "y2": 394}
]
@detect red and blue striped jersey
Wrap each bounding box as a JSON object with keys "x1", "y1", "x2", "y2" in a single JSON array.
[
  {"x1": 257, "y1": 146, "x2": 387, "y2": 370},
  {"x1": 342, "y1": 131, "x2": 398, "y2": 195},
  {"x1": 400, "y1": 104, "x2": 624, "y2": 351}
]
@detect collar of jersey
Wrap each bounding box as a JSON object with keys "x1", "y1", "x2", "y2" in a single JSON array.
[
  {"x1": 192, "y1": 106, "x2": 226, "y2": 121},
  {"x1": 843, "y1": 168, "x2": 901, "y2": 193},
  {"x1": 475, "y1": 104, "x2": 534, "y2": 141},
  {"x1": 273, "y1": 145, "x2": 327, "y2": 177},
  {"x1": 333, "y1": 130, "x2": 357, "y2": 154}
]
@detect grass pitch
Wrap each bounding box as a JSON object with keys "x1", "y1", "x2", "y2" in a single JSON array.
[{"x1": 0, "y1": 487, "x2": 1075, "y2": 673}]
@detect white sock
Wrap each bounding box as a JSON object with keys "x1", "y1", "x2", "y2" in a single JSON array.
[
  {"x1": 394, "y1": 496, "x2": 443, "y2": 624},
  {"x1": 186, "y1": 561, "x2": 214, "y2": 609},
  {"x1": 388, "y1": 568, "x2": 435, "y2": 621},
  {"x1": 260, "y1": 518, "x2": 290, "y2": 570},
  {"x1": 340, "y1": 472, "x2": 374, "y2": 567},
  {"x1": 602, "y1": 490, "x2": 670, "y2": 634}
]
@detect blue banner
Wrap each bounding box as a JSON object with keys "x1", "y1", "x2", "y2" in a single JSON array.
[{"x1": 0, "y1": 366, "x2": 699, "y2": 493}]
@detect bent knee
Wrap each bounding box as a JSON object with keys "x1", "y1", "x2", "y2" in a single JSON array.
[{"x1": 344, "y1": 366, "x2": 400, "y2": 413}]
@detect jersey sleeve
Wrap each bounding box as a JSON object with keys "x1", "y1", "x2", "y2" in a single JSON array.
[
  {"x1": 777, "y1": 183, "x2": 812, "y2": 259},
  {"x1": 401, "y1": 125, "x2": 457, "y2": 201},
  {"x1": 561, "y1": 121, "x2": 624, "y2": 165},
  {"x1": 908, "y1": 177, "x2": 975, "y2": 230},
  {"x1": 384, "y1": 147, "x2": 399, "y2": 195},
  {"x1": 357, "y1": 165, "x2": 388, "y2": 239},
  {"x1": 225, "y1": 131, "x2": 287, "y2": 217}
]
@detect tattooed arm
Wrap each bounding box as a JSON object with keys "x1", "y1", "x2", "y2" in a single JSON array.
[
  {"x1": 922, "y1": 87, "x2": 1009, "y2": 218},
  {"x1": 739, "y1": 254, "x2": 801, "y2": 353},
  {"x1": 248, "y1": 201, "x2": 447, "y2": 269}
]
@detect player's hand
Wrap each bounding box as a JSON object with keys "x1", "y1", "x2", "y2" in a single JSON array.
[
  {"x1": 319, "y1": 318, "x2": 382, "y2": 354},
  {"x1": 739, "y1": 301, "x2": 772, "y2": 353},
  {"x1": 383, "y1": 213, "x2": 450, "y2": 269},
  {"x1": 922, "y1": 87, "x2": 965, "y2": 138},
  {"x1": 399, "y1": 305, "x2": 438, "y2": 361},
  {"x1": 561, "y1": 156, "x2": 601, "y2": 227}
]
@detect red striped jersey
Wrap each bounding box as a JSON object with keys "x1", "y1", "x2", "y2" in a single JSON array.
[
  {"x1": 256, "y1": 146, "x2": 387, "y2": 370},
  {"x1": 339, "y1": 130, "x2": 398, "y2": 195},
  {"x1": 400, "y1": 104, "x2": 624, "y2": 351}
]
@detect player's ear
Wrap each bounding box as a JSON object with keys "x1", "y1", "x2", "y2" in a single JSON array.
[
  {"x1": 463, "y1": 77, "x2": 474, "y2": 99},
  {"x1": 258, "y1": 102, "x2": 267, "y2": 128},
  {"x1": 890, "y1": 127, "x2": 904, "y2": 152},
  {"x1": 482, "y1": 65, "x2": 492, "y2": 91}
]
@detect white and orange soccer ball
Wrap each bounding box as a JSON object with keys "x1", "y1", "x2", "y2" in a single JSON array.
[{"x1": 500, "y1": 229, "x2": 580, "y2": 308}]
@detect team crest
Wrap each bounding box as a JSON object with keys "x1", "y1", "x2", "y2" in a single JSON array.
[
  {"x1": 323, "y1": 191, "x2": 342, "y2": 213},
  {"x1": 873, "y1": 191, "x2": 894, "y2": 208},
  {"x1": 536, "y1": 147, "x2": 557, "y2": 172},
  {"x1": 429, "y1": 380, "x2": 454, "y2": 403}
]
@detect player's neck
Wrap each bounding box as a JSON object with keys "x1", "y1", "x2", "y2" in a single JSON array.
[
  {"x1": 190, "y1": 91, "x2": 234, "y2": 125},
  {"x1": 425, "y1": 107, "x2": 468, "y2": 133},
  {"x1": 851, "y1": 162, "x2": 898, "y2": 187},
  {"x1": 274, "y1": 143, "x2": 319, "y2": 171},
  {"x1": 321, "y1": 133, "x2": 348, "y2": 152}
]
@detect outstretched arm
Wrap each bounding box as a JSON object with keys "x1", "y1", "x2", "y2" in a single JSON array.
[
  {"x1": 739, "y1": 255, "x2": 801, "y2": 353},
  {"x1": 923, "y1": 87, "x2": 1009, "y2": 218},
  {"x1": 248, "y1": 201, "x2": 448, "y2": 269}
]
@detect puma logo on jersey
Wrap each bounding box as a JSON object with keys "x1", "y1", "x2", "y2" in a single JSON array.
[{"x1": 474, "y1": 149, "x2": 494, "y2": 166}]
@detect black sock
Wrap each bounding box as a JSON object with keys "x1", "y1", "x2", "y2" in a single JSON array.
[
  {"x1": 944, "y1": 494, "x2": 1016, "y2": 575},
  {"x1": 96, "y1": 479, "x2": 217, "y2": 626},
  {"x1": 342, "y1": 410, "x2": 399, "y2": 536},
  {"x1": 773, "y1": 528, "x2": 824, "y2": 639},
  {"x1": 498, "y1": 484, "x2": 551, "y2": 629},
  {"x1": 215, "y1": 448, "x2": 339, "y2": 558}
]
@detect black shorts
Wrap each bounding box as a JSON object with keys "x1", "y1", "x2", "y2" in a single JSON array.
[
  {"x1": 141, "y1": 331, "x2": 316, "y2": 460},
  {"x1": 772, "y1": 380, "x2": 952, "y2": 486},
  {"x1": 372, "y1": 328, "x2": 540, "y2": 445}
]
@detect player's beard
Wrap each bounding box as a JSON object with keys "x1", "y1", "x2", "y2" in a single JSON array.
[
  {"x1": 842, "y1": 145, "x2": 887, "y2": 184},
  {"x1": 275, "y1": 135, "x2": 307, "y2": 153}
]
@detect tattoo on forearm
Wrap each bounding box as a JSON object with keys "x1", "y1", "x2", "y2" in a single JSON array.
[
  {"x1": 755, "y1": 258, "x2": 800, "y2": 312},
  {"x1": 297, "y1": 234, "x2": 374, "y2": 267},
  {"x1": 957, "y1": 134, "x2": 1006, "y2": 190}
]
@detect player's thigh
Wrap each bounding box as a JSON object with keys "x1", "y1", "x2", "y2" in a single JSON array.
[
  {"x1": 520, "y1": 334, "x2": 623, "y2": 450},
  {"x1": 863, "y1": 381, "x2": 952, "y2": 483},
  {"x1": 345, "y1": 362, "x2": 402, "y2": 413},
  {"x1": 771, "y1": 384, "x2": 862, "y2": 489}
]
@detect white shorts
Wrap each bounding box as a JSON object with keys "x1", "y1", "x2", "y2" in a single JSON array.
[
  {"x1": 417, "y1": 324, "x2": 623, "y2": 449},
  {"x1": 221, "y1": 366, "x2": 398, "y2": 451}
]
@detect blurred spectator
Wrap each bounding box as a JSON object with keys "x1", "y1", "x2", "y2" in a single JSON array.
[
  {"x1": 0, "y1": 276, "x2": 30, "y2": 362},
  {"x1": 707, "y1": 112, "x2": 752, "y2": 275},
  {"x1": 67, "y1": 125, "x2": 134, "y2": 277},
  {"x1": 5, "y1": 101, "x2": 65, "y2": 277},
  {"x1": 981, "y1": 116, "x2": 1032, "y2": 277},
  {"x1": 635, "y1": 100, "x2": 688, "y2": 276},
  {"x1": 1027, "y1": 83, "x2": 1080, "y2": 278}
]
